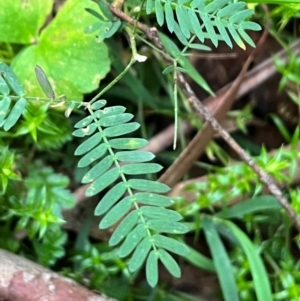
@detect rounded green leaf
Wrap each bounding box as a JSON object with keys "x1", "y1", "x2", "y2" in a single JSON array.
[
  {"x1": 3, "y1": 97, "x2": 26, "y2": 131},
  {"x1": 116, "y1": 151, "x2": 155, "y2": 162},
  {"x1": 158, "y1": 249, "x2": 181, "y2": 278},
  {"x1": 146, "y1": 250, "x2": 159, "y2": 287},
  {"x1": 77, "y1": 143, "x2": 108, "y2": 168},
  {"x1": 85, "y1": 167, "x2": 119, "y2": 197},
  {"x1": 118, "y1": 223, "x2": 147, "y2": 257},
  {"x1": 82, "y1": 155, "x2": 113, "y2": 184},
  {"x1": 141, "y1": 206, "x2": 182, "y2": 221},
  {"x1": 95, "y1": 182, "x2": 127, "y2": 216},
  {"x1": 72, "y1": 122, "x2": 97, "y2": 137},
  {"x1": 128, "y1": 237, "x2": 152, "y2": 272},
  {"x1": 91, "y1": 99, "x2": 107, "y2": 110},
  {"x1": 147, "y1": 220, "x2": 189, "y2": 234},
  {"x1": 100, "y1": 195, "x2": 134, "y2": 229},
  {"x1": 122, "y1": 163, "x2": 162, "y2": 175},
  {"x1": 74, "y1": 132, "x2": 102, "y2": 156},
  {"x1": 0, "y1": 97, "x2": 11, "y2": 124},
  {"x1": 153, "y1": 235, "x2": 190, "y2": 257},
  {"x1": 135, "y1": 192, "x2": 174, "y2": 207},
  {"x1": 99, "y1": 113, "x2": 133, "y2": 127},
  {"x1": 104, "y1": 122, "x2": 140, "y2": 137},
  {"x1": 109, "y1": 138, "x2": 148, "y2": 150},
  {"x1": 128, "y1": 179, "x2": 170, "y2": 193},
  {"x1": 109, "y1": 210, "x2": 139, "y2": 246}
]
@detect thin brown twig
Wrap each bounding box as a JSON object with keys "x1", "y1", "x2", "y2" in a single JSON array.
[{"x1": 107, "y1": 4, "x2": 300, "y2": 232}]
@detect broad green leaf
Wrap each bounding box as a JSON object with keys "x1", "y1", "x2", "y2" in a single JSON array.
[
  {"x1": 100, "y1": 195, "x2": 133, "y2": 229},
  {"x1": 91, "y1": 99, "x2": 107, "y2": 110},
  {"x1": 147, "y1": 220, "x2": 189, "y2": 234},
  {"x1": 72, "y1": 123, "x2": 97, "y2": 137},
  {"x1": 109, "y1": 138, "x2": 148, "y2": 150},
  {"x1": 184, "y1": 245, "x2": 216, "y2": 272},
  {"x1": 0, "y1": 76, "x2": 9, "y2": 96},
  {"x1": 216, "y1": 195, "x2": 281, "y2": 219},
  {"x1": 128, "y1": 179, "x2": 170, "y2": 193},
  {"x1": 155, "y1": 0, "x2": 164, "y2": 26},
  {"x1": 0, "y1": 97, "x2": 11, "y2": 124},
  {"x1": 95, "y1": 182, "x2": 127, "y2": 216},
  {"x1": 153, "y1": 235, "x2": 190, "y2": 256},
  {"x1": 109, "y1": 210, "x2": 139, "y2": 246},
  {"x1": 119, "y1": 224, "x2": 147, "y2": 257},
  {"x1": 74, "y1": 132, "x2": 102, "y2": 156},
  {"x1": 95, "y1": 106, "x2": 126, "y2": 118},
  {"x1": 135, "y1": 192, "x2": 174, "y2": 206},
  {"x1": 3, "y1": 97, "x2": 27, "y2": 131},
  {"x1": 12, "y1": 0, "x2": 110, "y2": 100},
  {"x1": 0, "y1": 63, "x2": 25, "y2": 96},
  {"x1": 122, "y1": 163, "x2": 162, "y2": 175},
  {"x1": 115, "y1": 151, "x2": 155, "y2": 162},
  {"x1": 0, "y1": 0, "x2": 52, "y2": 44},
  {"x1": 82, "y1": 155, "x2": 113, "y2": 183},
  {"x1": 158, "y1": 249, "x2": 181, "y2": 277},
  {"x1": 146, "y1": 250, "x2": 159, "y2": 287},
  {"x1": 224, "y1": 220, "x2": 272, "y2": 301},
  {"x1": 141, "y1": 206, "x2": 183, "y2": 221},
  {"x1": 85, "y1": 167, "x2": 119, "y2": 197},
  {"x1": 99, "y1": 113, "x2": 133, "y2": 127},
  {"x1": 104, "y1": 122, "x2": 140, "y2": 137},
  {"x1": 35, "y1": 65, "x2": 55, "y2": 98},
  {"x1": 202, "y1": 218, "x2": 239, "y2": 301},
  {"x1": 128, "y1": 237, "x2": 152, "y2": 272},
  {"x1": 74, "y1": 115, "x2": 93, "y2": 128},
  {"x1": 84, "y1": 22, "x2": 104, "y2": 34},
  {"x1": 78, "y1": 143, "x2": 108, "y2": 168},
  {"x1": 165, "y1": 2, "x2": 175, "y2": 33}
]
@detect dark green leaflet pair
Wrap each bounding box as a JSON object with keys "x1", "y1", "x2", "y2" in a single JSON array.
[{"x1": 74, "y1": 99, "x2": 190, "y2": 287}]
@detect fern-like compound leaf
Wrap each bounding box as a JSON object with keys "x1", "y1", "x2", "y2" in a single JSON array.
[
  {"x1": 145, "y1": 0, "x2": 262, "y2": 49},
  {"x1": 74, "y1": 102, "x2": 190, "y2": 287}
]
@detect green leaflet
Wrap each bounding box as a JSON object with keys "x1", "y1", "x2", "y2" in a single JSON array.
[
  {"x1": 158, "y1": 248, "x2": 181, "y2": 278},
  {"x1": 0, "y1": 97, "x2": 11, "y2": 124},
  {"x1": 153, "y1": 234, "x2": 190, "y2": 256},
  {"x1": 100, "y1": 195, "x2": 134, "y2": 229},
  {"x1": 82, "y1": 155, "x2": 113, "y2": 183},
  {"x1": 74, "y1": 132, "x2": 103, "y2": 156},
  {"x1": 141, "y1": 206, "x2": 183, "y2": 221},
  {"x1": 0, "y1": 62, "x2": 25, "y2": 96},
  {"x1": 77, "y1": 143, "x2": 108, "y2": 168},
  {"x1": 128, "y1": 179, "x2": 170, "y2": 193},
  {"x1": 104, "y1": 122, "x2": 140, "y2": 137},
  {"x1": 74, "y1": 115, "x2": 94, "y2": 128},
  {"x1": 85, "y1": 167, "x2": 119, "y2": 197},
  {"x1": 35, "y1": 65, "x2": 55, "y2": 99},
  {"x1": 135, "y1": 192, "x2": 174, "y2": 207},
  {"x1": 72, "y1": 123, "x2": 98, "y2": 137},
  {"x1": 122, "y1": 163, "x2": 162, "y2": 175},
  {"x1": 99, "y1": 113, "x2": 133, "y2": 127},
  {"x1": 109, "y1": 210, "x2": 139, "y2": 246},
  {"x1": 91, "y1": 99, "x2": 107, "y2": 110},
  {"x1": 0, "y1": 75, "x2": 10, "y2": 95},
  {"x1": 118, "y1": 223, "x2": 147, "y2": 257},
  {"x1": 146, "y1": 250, "x2": 159, "y2": 287},
  {"x1": 109, "y1": 138, "x2": 148, "y2": 150},
  {"x1": 115, "y1": 151, "x2": 155, "y2": 162},
  {"x1": 95, "y1": 182, "x2": 127, "y2": 216},
  {"x1": 95, "y1": 106, "x2": 126, "y2": 118},
  {"x1": 147, "y1": 220, "x2": 189, "y2": 234},
  {"x1": 128, "y1": 237, "x2": 152, "y2": 272},
  {"x1": 3, "y1": 97, "x2": 27, "y2": 131}
]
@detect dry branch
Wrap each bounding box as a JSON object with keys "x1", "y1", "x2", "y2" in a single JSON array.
[{"x1": 0, "y1": 249, "x2": 116, "y2": 301}]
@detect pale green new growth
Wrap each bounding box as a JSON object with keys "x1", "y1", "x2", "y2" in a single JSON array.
[{"x1": 74, "y1": 100, "x2": 190, "y2": 286}]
